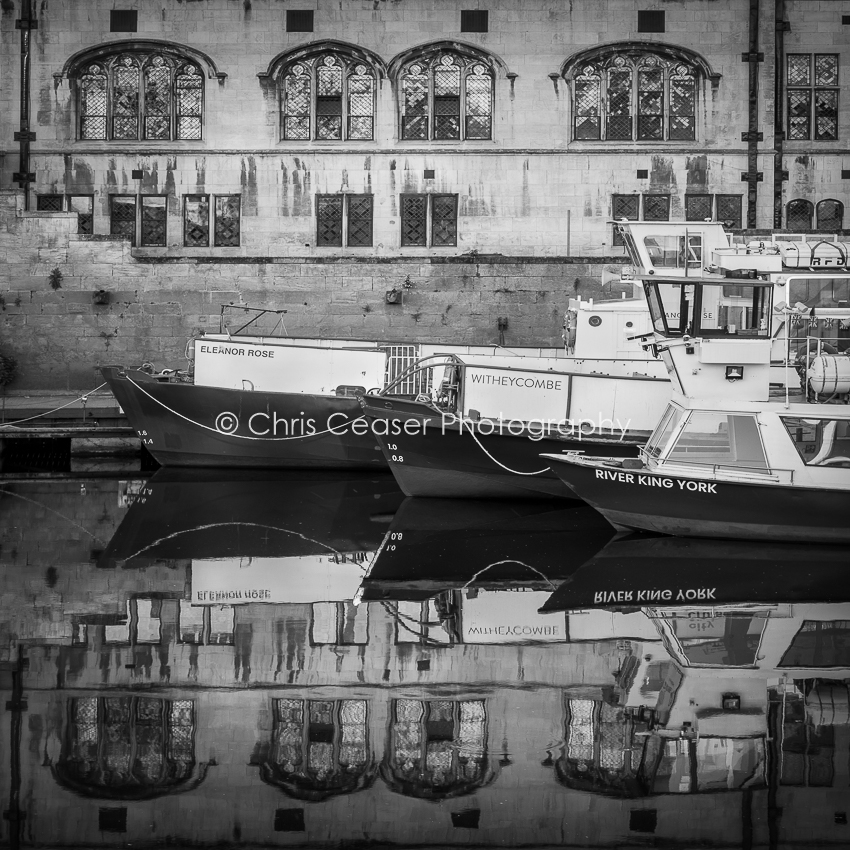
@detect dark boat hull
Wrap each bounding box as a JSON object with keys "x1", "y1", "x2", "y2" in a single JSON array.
[
  {"x1": 547, "y1": 456, "x2": 850, "y2": 543},
  {"x1": 360, "y1": 395, "x2": 639, "y2": 499},
  {"x1": 361, "y1": 497, "x2": 614, "y2": 601},
  {"x1": 102, "y1": 366, "x2": 387, "y2": 469},
  {"x1": 540, "y1": 534, "x2": 850, "y2": 611}
]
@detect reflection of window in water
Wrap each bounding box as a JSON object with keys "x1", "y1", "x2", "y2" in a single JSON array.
[
  {"x1": 56, "y1": 697, "x2": 197, "y2": 799},
  {"x1": 392, "y1": 599, "x2": 456, "y2": 645},
  {"x1": 782, "y1": 418, "x2": 850, "y2": 468},
  {"x1": 311, "y1": 601, "x2": 368, "y2": 645},
  {"x1": 774, "y1": 688, "x2": 836, "y2": 787},
  {"x1": 645, "y1": 736, "x2": 766, "y2": 794},
  {"x1": 779, "y1": 620, "x2": 850, "y2": 667},
  {"x1": 263, "y1": 698, "x2": 373, "y2": 801},
  {"x1": 177, "y1": 601, "x2": 235, "y2": 645},
  {"x1": 382, "y1": 699, "x2": 492, "y2": 799},
  {"x1": 672, "y1": 615, "x2": 767, "y2": 666}
]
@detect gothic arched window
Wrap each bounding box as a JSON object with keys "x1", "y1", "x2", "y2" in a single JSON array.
[
  {"x1": 53, "y1": 697, "x2": 205, "y2": 800},
  {"x1": 261, "y1": 698, "x2": 375, "y2": 801},
  {"x1": 570, "y1": 54, "x2": 696, "y2": 141},
  {"x1": 381, "y1": 699, "x2": 496, "y2": 800},
  {"x1": 787, "y1": 199, "x2": 815, "y2": 230},
  {"x1": 78, "y1": 53, "x2": 203, "y2": 140},
  {"x1": 280, "y1": 54, "x2": 376, "y2": 141},
  {"x1": 816, "y1": 199, "x2": 844, "y2": 231},
  {"x1": 400, "y1": 52, "x2": 493, "y2": 141}
]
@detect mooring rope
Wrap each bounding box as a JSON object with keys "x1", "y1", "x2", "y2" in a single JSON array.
[
  {"x1": 0, "y1": 382, "x2": 108, "y2": 429},
  {"x1": 466, "y1": 425, "x2": 551, "y2": 476}
]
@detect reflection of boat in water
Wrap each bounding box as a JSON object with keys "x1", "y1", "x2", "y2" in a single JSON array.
[
  {"x1": 539, "y1": 534, "x2": 850, "y2": 613},
  {"x1": 99, "y1": 469, "x2": 404, "y2": 572},
  {"x1": 359, "y1": 497, "x2": 614, "y2": 602}
]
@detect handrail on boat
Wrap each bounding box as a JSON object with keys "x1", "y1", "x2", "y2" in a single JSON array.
[
  {"x1": 220, "y1": 305, "x2": 289, "y2": 337},
  {"x1": 380, "y1": 353, "x2": 460, "y2": 397}
]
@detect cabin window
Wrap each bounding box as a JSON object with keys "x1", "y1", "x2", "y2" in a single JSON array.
[
  {"x1": 644, "y1": 282, "x2": 689, "y2": 335},
  {"x1": 781, "y1": 417, "x2": 850, "y2": 468},
  {"x1": 696, "y1": 282, "x2": 771, "y2": 337},
  {"x1": 642, "y1": 233, "x2": 702, "y2": 270},
  {"x1": 644, "y1": 404, "x2": 684, "y2": 458},
  {"x1": 786, "y1": 54, "x2": 838, "y2": 141},
  {"x1": 666, "y1": 412, "x2": 768, "y2": 471},
  {"x1": 787, "y1": 277, "x2": 850, "y2": 309}
]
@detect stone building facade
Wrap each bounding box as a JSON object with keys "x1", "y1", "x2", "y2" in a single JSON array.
[{"x1": 0, "y1": 0, "x2": 846, "y2": 387}]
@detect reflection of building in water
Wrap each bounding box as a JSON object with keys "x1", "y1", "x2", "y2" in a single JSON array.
[{"x1": 4, "y1": 554, "x2": 850, "y2": 846}]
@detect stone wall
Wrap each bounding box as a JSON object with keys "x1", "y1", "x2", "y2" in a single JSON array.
[{"x1": 0, "y1": 192, "x2": 628, "y2": 388}]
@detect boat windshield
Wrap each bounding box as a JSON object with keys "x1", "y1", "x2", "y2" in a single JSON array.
[
  {"x1": 644, "y1": 404, "x2": 684, "y2": 458},
  {"x1": 664, "y1": 411, "x2": 769, "y2": 472},
  {"x1": 781, "y1": 417, "x2": 850, "y2": 468}
]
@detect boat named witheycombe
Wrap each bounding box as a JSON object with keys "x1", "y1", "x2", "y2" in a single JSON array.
[{"x1": 543, "y1": 222, "x2": 850, "y2": 542}]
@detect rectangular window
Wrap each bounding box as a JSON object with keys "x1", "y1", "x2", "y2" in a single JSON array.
[
  {"x1": 787, "y1": 54, "x2": 839, "y2": 141},
  {"x1": 140, "y1": 196, "x2": 167, "y2": 247},
  {"x1": 612, "y1": 194, "x2": 640, "y2": 247},
  {"x1": 316, "y1": 195, "x2": 373, "y2": 248},
  {"x1": 401, "y1": 194, "x2": 458, "y2": 248},
  {"x1": 311, "y1": 602, "x2": 368, "y2": 645},
  {"x1": 781, "y1": 417, "x2": 850, "y2": 467},
  {"x1": 643, "y1": 194, "x2": 670, "y2": 221},
  {"x1": 183, "y1": 194, "x2": 210, "y2": 247},
  {"x1": 685, "y1": 194, "x2": 712, "y2": 222},
  {"x1": 109, "y1": 10, "x2": 138, "y2": 32},
  {"x1": 716, "y1": 195, "x2": 743, "y2": 229},
  {"x1": 110, "y1": 195, "x2": 137, "y2": 246},
  {"x1": 214, "y1": 195, "x2": 240, "y2": 247},
  {"x1": 69, "y1": 195, "x2": 94, "y2": 234},
  {"x1": 36, "y1": 194, "x2": 64, "y2": 212},
  {"x1": 638, "y1": 10, "x2": 665, "y2": 33},
  {"x1": 286, "y1": 10, "x2": 314, "y2": 32},
  {"x1": 461, "y1": 10, "x2": 489, "y2": 32}
]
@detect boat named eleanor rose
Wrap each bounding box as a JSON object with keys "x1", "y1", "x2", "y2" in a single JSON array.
[
  {"x1": 101, "y1": 306, "x2": 574, "y2": 469},
  {"x1": 543, "y1": 223, "x2": 850, "y2": 542}
]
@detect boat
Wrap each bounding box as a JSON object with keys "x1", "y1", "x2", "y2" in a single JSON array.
[
  {"x1": 542, "y1": 221, "x2": 850, "y2": 542},
  {"x1": 101, "y1": 305, "x2": 611, "y2": 469},
  {"x1": 539, "y1": 534, "x2": 850, "y2": 612},
  {"x1": 359, "y1": 352, "x2": 670, "y2": 498},
  {"x1": 99, "y1": 468, "x2": 405, "y2": 603}
]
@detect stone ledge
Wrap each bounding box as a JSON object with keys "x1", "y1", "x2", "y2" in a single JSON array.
[{"x1": 131, "y1": 254, "x2": 630, "y2": 265}]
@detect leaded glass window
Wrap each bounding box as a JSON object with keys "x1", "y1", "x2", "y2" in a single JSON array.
[
  {"x1": 110, "y1": 195, "x2": 137, "y2": 245},
  {"x1": 401, "y1": 194, "x2": 457, "y2": 248},
  {"x1": 685, "y1": 194, "x2": 712, "y2": 222},
  {"x1": 816, "y1": 199, "x2": 843, "y2": 231},
  {"x1": 141, "y1": 196, "x2": 167, "y2": 247},
  {"x1": 716, "y1": 195, "x2": 743, "y2": 230},
  {"x1": 69, "y1": 195, "x2": 94, "y2": 235},
  {"x1": 787, "y1": 199, "x2": 814, "y2": 231},
  {"x1": 643, "y1": 194, "x2": 670, "y2": 222},
  {"x1": 787, "y1": 54, "x2": 839, "y2": 141},
  {"x1": 183, "y1": 195, "x2": 210, "y2": 247},
  {"x1": 78, "y1": 52, "x2": 204, "y2": 141},
  {"x1": 612, "y1": 193, "x2": 640, "y2": 247},
  {"x1": 36, "y1": 194, "x2": 64, "y2": 212},
  {"x1": 281, "y1": 54, "x2": 375, "y2": 141},
  {"x1": 569, "y1": 53, "x2": 697, "y2": 142},
  {"x1": 214, "y1": 195, "x2": 241, "y2": 247},
  {"x1": 400, "y1": 52, "x2": 493, "y2": 141},
  {"x1": 316, "y1": 195, "x2": 373, "y2": 248}
]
